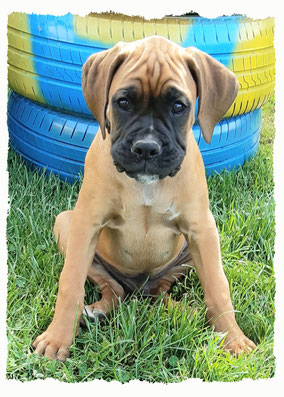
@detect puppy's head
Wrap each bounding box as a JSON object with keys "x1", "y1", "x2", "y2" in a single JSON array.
[{"x1": 82, "y1": 36, "x2": 238, "y2": 183}]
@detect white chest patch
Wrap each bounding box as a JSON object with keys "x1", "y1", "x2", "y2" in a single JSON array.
[
  {"x1": 137, "y1": 175, "x2": 159, "y2": 206},
  {"x1": 135, "y1": 176, "x2": 180, "y2": 222}
]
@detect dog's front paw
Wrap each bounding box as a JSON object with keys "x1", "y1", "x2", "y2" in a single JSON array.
[
  {"x1": 223, "y1": 332, "x2": 256, "y2": 355},
  {"x1": 32, "y1": 324, "x2": 74, "y2": 362}
]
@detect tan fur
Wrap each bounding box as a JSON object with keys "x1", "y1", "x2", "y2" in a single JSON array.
[{"x1": 33, "y1": 36, "x2": 256, "y2": 361}]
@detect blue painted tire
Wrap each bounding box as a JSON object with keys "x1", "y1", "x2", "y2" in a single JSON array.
[{"x1": 8, "y1": 91, "x2": 261, "y2": 183}]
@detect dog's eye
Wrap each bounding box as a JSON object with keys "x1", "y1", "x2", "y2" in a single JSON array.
[
  {"x1": 172, "y1": 101, "x2": 185, "y2": 114},
  {"x1": 117, "y1": 98, "x2": 130, "y2": 110}
]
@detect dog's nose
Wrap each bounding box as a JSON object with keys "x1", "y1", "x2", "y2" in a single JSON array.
[{"x1": 131, "y1": 140, "x2": 161, "y2": 161}]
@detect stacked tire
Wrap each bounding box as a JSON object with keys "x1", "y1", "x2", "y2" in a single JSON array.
[{"x1": 7, "y1": 12, "x2": 275, "y2": 182}]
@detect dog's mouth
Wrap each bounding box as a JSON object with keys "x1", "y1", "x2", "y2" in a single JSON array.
[{"x1": 113, "y1": 161, "x2": 181, "y2": 183}]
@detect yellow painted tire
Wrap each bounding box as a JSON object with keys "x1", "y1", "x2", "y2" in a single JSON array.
[{"x1": 8, "y1": 12, "x2": 275, "y2": 117}]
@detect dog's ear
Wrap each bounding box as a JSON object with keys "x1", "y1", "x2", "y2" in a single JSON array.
[
  {"x1": 185, "y1": 48, "x2": 239, "y2": 144},
  {"x1": 82, "y1": 42, "x2": 128, "y2": 139}
]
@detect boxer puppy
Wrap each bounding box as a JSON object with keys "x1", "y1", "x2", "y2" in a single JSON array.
[{"x1": 33, "y1": 36, "x2": 256, "y2": 361}]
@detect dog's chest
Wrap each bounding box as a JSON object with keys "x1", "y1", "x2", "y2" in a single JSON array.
[
  {"x1": 103, "y1": 181, "x2": 183, "y2": 272},
  {"x1": 107, "y1": 181, "x2": 180, "y2": 231},
  {"x1": 121, "y1": 181, "x2": 180, "y2": 226}
]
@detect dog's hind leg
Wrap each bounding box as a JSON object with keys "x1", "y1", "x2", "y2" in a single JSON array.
[
  {"x1": 82, "y1": 264, "x2": 126, "y2": 323},
  {"x1": 53, "y1": 210, "x2": 73, "y2": 256},
  {"x1": 53, "y1": 211, "x2": 125, "y2": 323},
  {"x1": 149, "y1": 265, "x2": 188, "y2": 308}
]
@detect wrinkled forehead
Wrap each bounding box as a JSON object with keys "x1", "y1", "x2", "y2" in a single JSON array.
[{"x1": 109, "y1": 38, "x2": 197, "y2": 100}]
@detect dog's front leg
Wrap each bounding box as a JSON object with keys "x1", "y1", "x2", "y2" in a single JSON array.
[
  {"x1": 32, "y1": 206, "x2": 101, "y2": 362},
  {"x1": 186, "y1": 210, "x2": 256, "y2": 354}
]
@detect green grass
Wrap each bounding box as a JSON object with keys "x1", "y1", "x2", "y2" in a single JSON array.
[{"x1": 6, "y1": 98, "x2": 275, "y2": 382}]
